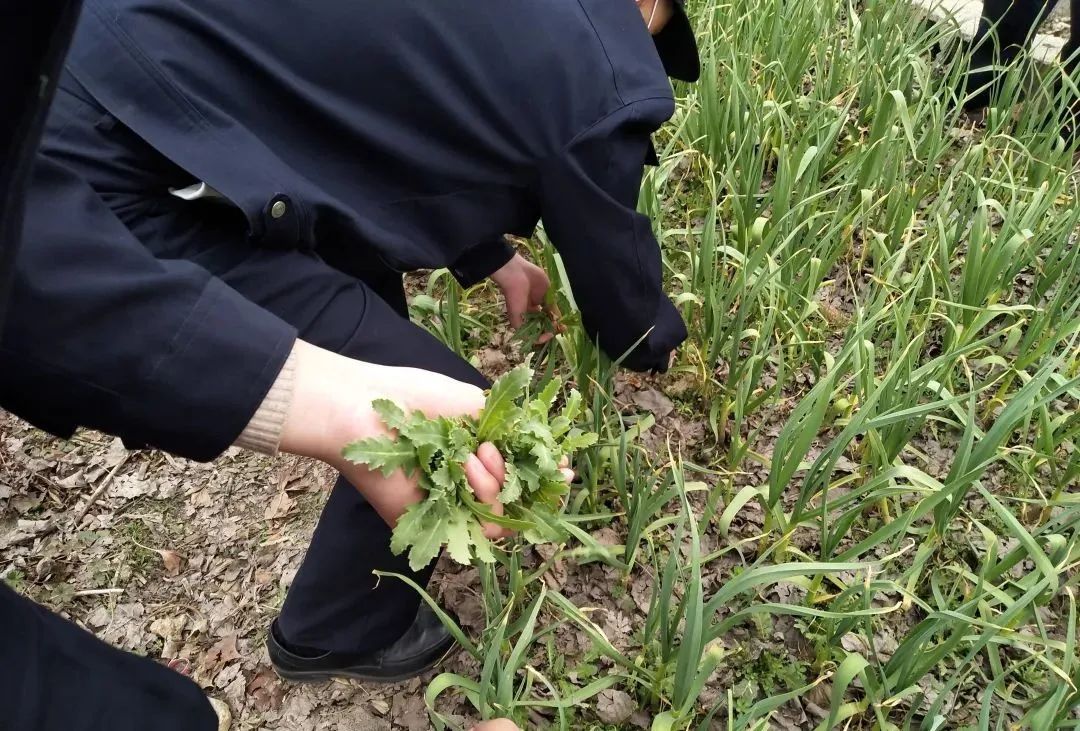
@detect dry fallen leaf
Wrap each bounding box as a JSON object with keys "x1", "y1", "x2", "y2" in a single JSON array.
[
  {"x1": 149, "y1": 615, "x2": 189, "y2": 658},
  {"x1": 840, "y1": 632, "x2": 868, "y2": 655},
  {"x1": 534, "y1": 544, "x2": 567, "y2": 590},
  {"x1": 155, "y1": 549, "x2": 184, "y2": 576},
  {"x1": 189, "y1": 488, "x2": 213, "y2": 508},
  {"x1": 591, "y1": 527, "x2": 621, "y2": 547},
  {"x1": 264, "y1": 490, "x2": 294, "y2": 520},
  {"x1": 391, "y1": 691, "x2": 429, "y2": 731},
  {"x1": 150, "y1": 617, "x2": 187, "y2": 639},
  {"x1": 112, "y1": 475, "x2": 157, "y2": 499},
  {"x1": 208, "y1": 698, "x2": 231, "y2": 731},
  {"x1": 199, "y1": 634, "x2": 241, "y2": 680},
  {"x1": 478, "y1": 347, "x2": 509, "y2": 374},
  {"x1": 246, "y1": 670, "x2": 285, "y2": 713},
  {"x1": 805, "y1": 680, "x2": 832, "y2": 711},
  {"x1": 57, "y1": 470, "x2": 87, "y2": 490},
  {"x1": 216, "y1": 635, "x2": 241, "y2": 663},
  {"x1": 632, "y1": 388, "x2": 675, "y2": 418},
  {"x1": 104, "y1": 437, "x2": 128, "y2": 468},
  {"x1": 595, "y1": 689, "x2": 635, "y2": 725}
]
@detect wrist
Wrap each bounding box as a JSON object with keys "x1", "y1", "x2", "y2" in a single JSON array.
[
  {"x1": 279, "y1": 341, "x2": 383, "y2": 465},
  {"x1": 451, "y1": 238, "x2": 517, "y2": 288},
  {"x1": 233, "y1": 345, "x2": 298, "y2": 455}
]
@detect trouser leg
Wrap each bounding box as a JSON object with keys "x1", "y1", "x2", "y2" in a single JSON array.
[
  {"x1": 977, "y1": 0, "x2": 1059, "y2": 51},
  {"x1": 0, "y1": 583, "x2": 216, "y2": 731},
  {"x1": 173, "y1": 223, "x2": 487, "y2": 653},
  {"x1": 274, "y1": 282, "x2": 488, "y2": 653}
]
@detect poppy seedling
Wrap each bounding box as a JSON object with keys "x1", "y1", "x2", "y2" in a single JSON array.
[{"x1": 342, "y1": 364, "x2": 597, "y2": 571}]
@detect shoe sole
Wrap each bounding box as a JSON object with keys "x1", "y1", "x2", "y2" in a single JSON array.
[{"x1": 271, "y1": 643, "x2": 456, "y2": 685}]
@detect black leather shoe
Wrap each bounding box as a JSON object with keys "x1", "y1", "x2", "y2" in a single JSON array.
[{"x1": 267, "y1": 605, "x2": 457, "y2": 683}]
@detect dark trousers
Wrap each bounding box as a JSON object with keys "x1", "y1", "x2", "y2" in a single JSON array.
[
  {"x1": 977, "y1": 0, "x2": 1080, "y2": 66},
  {"x1": 171, "y1": 206, "x2": 489, "y2": 655},
  {"x1": 0, "y1": 582, "x2": 217, "y2": 731}
]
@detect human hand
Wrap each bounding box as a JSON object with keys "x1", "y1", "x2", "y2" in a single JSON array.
[
  {"x1": 491, "y1": 253, "x2": 551, "y2": 332},
  {"x1": 279, "y1": 341, "x2": 513, "y2": 537},
  {"x1": 471, "y1": 721, "x2": 521, "y2": 731}
]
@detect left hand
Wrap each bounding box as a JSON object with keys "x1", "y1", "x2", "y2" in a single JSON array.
[
  {"x1": 490, "y1": 253, "x2": 551, "y2": 330},
  {"x1": 280, "y1": 341, "x2": 515, "y2": 538}
]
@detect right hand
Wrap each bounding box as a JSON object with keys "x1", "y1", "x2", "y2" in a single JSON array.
[
  {"x1": 279, "y1": 341, "x2": 514, "y2": 538},
  {"x1": 490, "y1": 253, "x2": 551, "y2": 331}
]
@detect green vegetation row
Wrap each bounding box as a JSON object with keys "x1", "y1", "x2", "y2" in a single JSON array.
[{"x1": 406, "y1": 0, "x2": 1080, "y2": 727}]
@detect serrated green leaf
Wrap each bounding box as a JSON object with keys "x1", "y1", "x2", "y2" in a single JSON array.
[
  {"x1": 372, "y1": 399, "x2": 409, "y2": 431},
  {"x1": 516, "y1": 505, "x2": 565, "y2": 544},
  {"x1": 415, "y1": 442, "x2": 441, "y2": 475},
  {"x1": 499, "y1": 461, "x2": 523, "y2": 504},
  {"x1": 429, "y1": 460, "x2": 455, "y2": 492},
  {"x1": 533, "y1": 478, "x2": 571, "y2": 506},
  {"x1": 400, "y1": 415, "x2": 449, "y2": 449},
  {"x1": 515, "y1": 459, "x2": 542, "y2": 495},
  {"x1": 477, "y1": 365, "x2": 531, "y2": 441},
  {"x1": 548, "y1": 416, "x2": 570, "y2": 438},
  {"x1": 407, "y1": 512, "x2": 448, "y2": 571},
  {"x1": 466, "y1": 496, "x2": 536, "y2": 530},
  {"x1": 342, "y1": 436, "x2": 418, "y2": 477},
  {"x1": 529, "y1": 379, "x2": 561, "y2": 419},
  {"x1": 530, "y1": 442, "x2": 559, "y2": 474},
  {"x1": 469, "y1": 520, "x2": 496, "y2": 564},
  {"x1": 518, "y1": 417, "x2": 552, "y2": 443},
  {"x1": 371, "y1": 372, "x2": 598, "y2": 571},
  {"x1": 559, "y1": 389, "x2": 583, "y2": 426},
  {"x1": 446, "y1": 458, "x2": 466, "y2": 488},
  {"x1": 448, "y1": 424, "x2": 477, "y2": 460},
  {"x1": 444, "y1": 510, "x2": 475, "y2": 565},
  {"x1": 560, "y1": 429, "x2": 598, "y2": 454},
  {"x1": 391, "y1": 499, "x2": 437, "y2": 556}
]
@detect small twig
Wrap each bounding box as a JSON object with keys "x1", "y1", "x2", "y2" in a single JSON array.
[
  {"x1": 72, "y1": 455, "x2": 130, "y2": 528},
  {"x1": 73, "y1": 588, "x2": 125, "y2": 597},
  {"x1": 30, "y1": 471, "x2": 65, "y2": 493}
]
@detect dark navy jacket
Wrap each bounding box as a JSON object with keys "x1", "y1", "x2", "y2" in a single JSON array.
[
  {"x1": 2, "y1": 0, "x2": 688, "y2": 460},
  {"x1": 0, "y1": 2, "x2": 82, "y2": 324}
]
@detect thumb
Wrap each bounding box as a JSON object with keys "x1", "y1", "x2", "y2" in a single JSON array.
[
  {"x1": 528, "y1": 268, "x2": 551, "y2": 310},
  {"x1": 404, "y1": 369, "x2": 486, "y2": 419},
  {"x1": 501, "y1": 274, "x2": 530, "y2": 329}
]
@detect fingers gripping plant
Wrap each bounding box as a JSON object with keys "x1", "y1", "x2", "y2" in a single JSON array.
[
  {"x1": 345, "y1": 364, "x2": 609, "y2": 729},
  {"x1": 342, "y1": 363, "x2": 598, "y2": 571}
]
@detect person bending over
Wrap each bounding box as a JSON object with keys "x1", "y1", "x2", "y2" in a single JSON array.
[{"x1": 12, "y1": 0, "x2": 701, "y2": 686}]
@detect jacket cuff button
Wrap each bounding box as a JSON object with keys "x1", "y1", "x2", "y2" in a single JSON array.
[{"x1": 270, "y1": 200, "x2": 288, "y2": 219}]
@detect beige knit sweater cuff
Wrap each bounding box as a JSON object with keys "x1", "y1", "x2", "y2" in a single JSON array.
[{"x1": 233, "y1": 346, "x2": 298, "y2": 456}]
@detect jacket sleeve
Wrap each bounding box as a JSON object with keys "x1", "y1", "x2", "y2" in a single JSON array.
[
  {"x1": 0, "y1": 155, "x2": 297, "y2": 462},
  {"x1": 449, "y1": 237, "x2": 516, "y2": 288},
  {"x1": 538, "y1": 99, "x2": 686, "y2": 372},
  {"x1": 0, "y1": 1, "x2": 83, "y2": 327}
]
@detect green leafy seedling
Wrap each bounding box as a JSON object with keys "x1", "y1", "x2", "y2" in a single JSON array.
[{"x1": 342, "y1": 364, "x2": 597, "y2": 571}]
